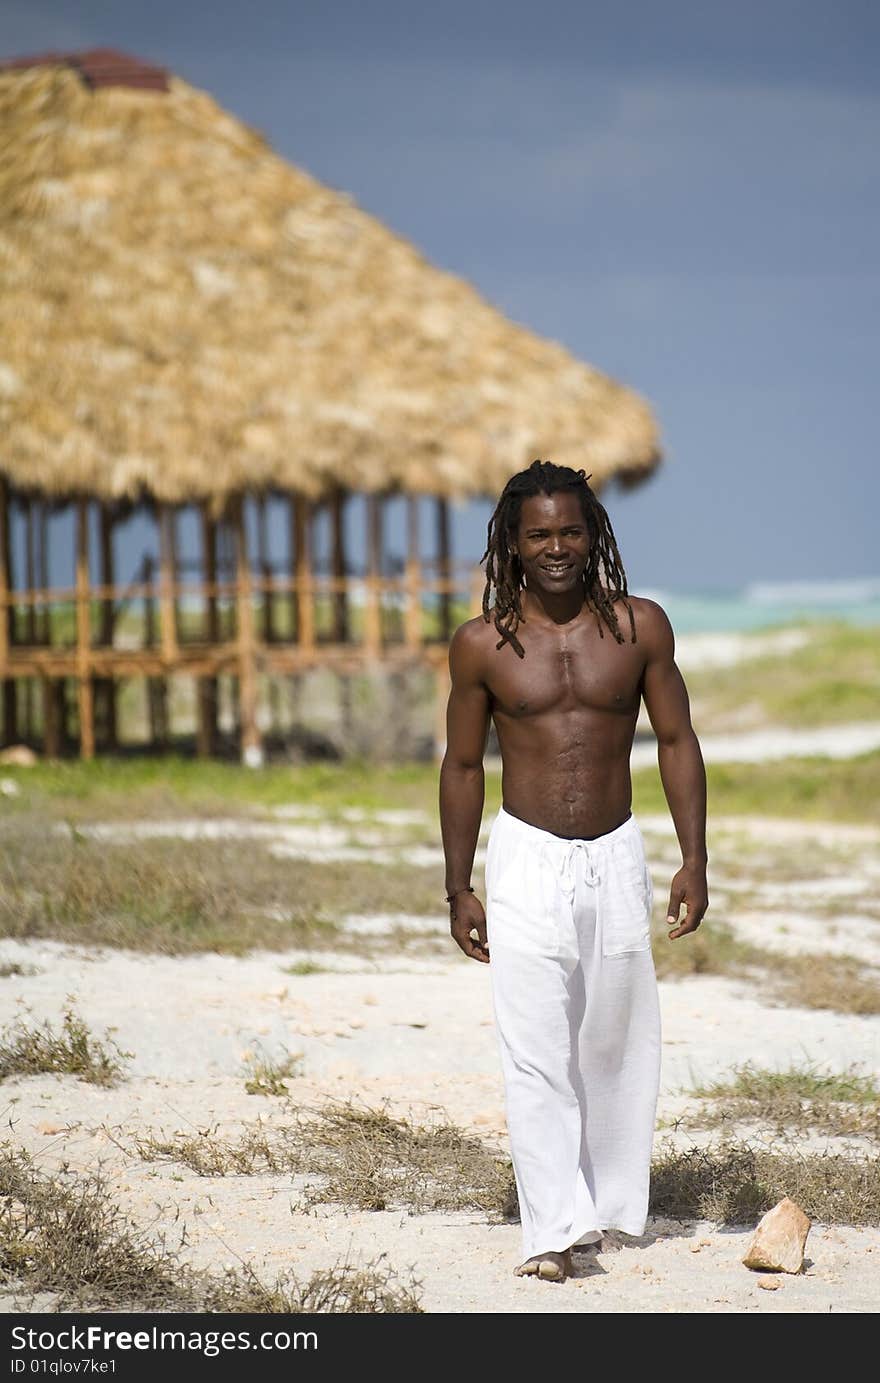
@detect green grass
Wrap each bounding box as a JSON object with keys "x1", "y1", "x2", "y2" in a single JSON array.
[
  {"x1": 2, "y1": 747, "x2": 880, "y2": 825},
  {"x1": 0, "y1": 756, "x2": 440, "y2": 823},
  {"x1": 0, "y1": 821, "x2": 445, "y2": 955},
  {"x1": 681, "y1": 1061, "x2": 880, "y2": 1141},
  {"x1": 633, "y1": 751, "x2": 880, "y2": 824},
  {"x1": 650, "y1": 916, "x2": 880, "y2": 1015},
  {"x1": 686, "y1": 620, "x2": 880, "y2": 730}
]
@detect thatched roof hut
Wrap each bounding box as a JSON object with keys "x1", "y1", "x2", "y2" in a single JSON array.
[{"x1": 0, "y1": 48, "x2": 660, "y2": 506}]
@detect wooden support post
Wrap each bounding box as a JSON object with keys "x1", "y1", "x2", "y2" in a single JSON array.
[
  {"x1": 292, "y1": 495, "x2": 315, "y2": 653},
  {"x1": 330, "y1": 487, "x2": 349, "y2": 643},
  {"x1": 364, "y1": 492, "x2": 383, "y2": 659},
  {"x1": 154, "y1": 506, "x2": 177, "y2": 751},
  {"x1": 0, "y1": 478, "x2": 16, "y2": 746},
  {"x1": 435, "y1": 497, "x2": 453, "y2": 642},
  {"x1": 468, "y1": 564, "x2": 485, "y2": 619},
  {"x1": 24, "y1": 499, "x2": 36, "y2": 645},
  {"x1": 197, "y1": 504, "x2": 219, "y2": 757},
  {"x1": 158, "y1": 505, "x2": 178, "y2": 664},
  {"x1": 23, "y1": 498, "x2": 36, "y2": 739},
  {"x1": 434, "y1": 657, "x2": 451, "y2": 763},
  {"x1": 144, "y1": 550, "x2": 167, "y2": 749},
  {"x1": 256, "y1": 494, "x2": 275, "y2": 644},
  {"x1": 42, "y1": 677, "x2": 59, "y2": 759},
  {"x1": 38, "y1": 502, "x2": 49, "y2": 645},
  {"x1": 233, "y1": 496, "x2": 262, "y2": 766},
  {"x1": 97, "y1": 503, "x2": 117, "y2": 749},
  {"x1": 405, "y1": 495, "x2": 422, "y2": 651},
  {"x1": 75, "y1": 499, "x2": 94, "y2": 760}
]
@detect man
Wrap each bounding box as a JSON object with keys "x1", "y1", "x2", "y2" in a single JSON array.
[{"x1": 438, "y1": 458, "x2": 708, "y2": 1283}]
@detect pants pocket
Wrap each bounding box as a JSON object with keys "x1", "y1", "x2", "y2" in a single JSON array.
[{"x1": 603, "y1": 833, "x2": 653, "y2": 957}]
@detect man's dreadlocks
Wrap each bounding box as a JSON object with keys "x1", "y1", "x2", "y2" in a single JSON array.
[{"x1": 480, "y1": 458, "x2": 636, "y2": 658}]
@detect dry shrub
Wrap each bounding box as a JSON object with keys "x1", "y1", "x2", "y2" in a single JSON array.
[
  {"x1": 0, "y1": 1145, "x2": 422, "y2": 1313},
  {"x1": 650, "y1": 1139, "x2": 880, "y2": 1226},
  {"x1": 134, "y1": 1096, "x2": 516, "y2": 1216},
  {"x1": 0, "y1": 1003, "x2": 130, "y2": 1086}
]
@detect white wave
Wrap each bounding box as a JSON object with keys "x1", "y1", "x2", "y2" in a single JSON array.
[{"x1": 744, "y1": 577, "x2": 880, "y2": 605}]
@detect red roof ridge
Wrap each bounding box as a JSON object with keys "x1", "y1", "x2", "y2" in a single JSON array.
[{"x1": 0, "y1": 47, "x2": 169, "y2": 91}]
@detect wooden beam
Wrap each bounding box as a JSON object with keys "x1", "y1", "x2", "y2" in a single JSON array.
[
  {"x1": 405, "y1": 495, "x2": 422, "y2": 651},
  {"x1": 158, "y1": 504, "x2": 178, "y2": 664},
  {"x1": 433, "y1": 657, "x2": 451, "y2": 763},
  {"x1": 0, "y1": 478, "x2": 15, "y2": 744},
  {"x1": 75, "y1": 499, "x2": 94, "y2": 760},
  {"x1": 24, "y1": 498, "x2": 37, "y2": 646},
  {"x1": 0, "y1": 477, "x2": 10, "y2": 672},
  {"x1": 468, "y1": 564, "x2": 485, "y2": 620},
  {"x1": 364, "y1": 492, "x2": 383, "y2": 659},
  {"x1": 436, "y1": 497, "x2": 452, "y2": 642},
  {"x1": 38, "y1": 501, "x2": 49, "y2": 645},
  {"x1": 256, "y1": 494, "x2": 275, "y2": 643},
  {"x1": 233, "y1": 496, "x2": 262, "y2": 766},
  {"x1": 42, "y1": 676, "x2": 59, "y2": 759},
  {"x1": 97, "y1": 503, "x2": 117, "y2": 749},
  {"x1": 330, "y1": 487, "x2": 348, "y2": 642},
  {"x1": 197, "y1": 503, "x2": 219, "y2": 757},
  {"x1": 23, "y1": 499, "x2": 36, "y2": 739},
  {"x1": 292, "y1": 495, "x2": 315, "y2": 654}
]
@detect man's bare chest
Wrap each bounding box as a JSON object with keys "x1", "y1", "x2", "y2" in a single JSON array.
[{"x1": 486, "y1": 624, "x2": 645, "y2": 721}]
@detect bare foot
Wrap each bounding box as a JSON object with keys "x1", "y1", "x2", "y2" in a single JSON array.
[{"x1": 514, "y1": 1248, "x2": 573, "y2": 1281}]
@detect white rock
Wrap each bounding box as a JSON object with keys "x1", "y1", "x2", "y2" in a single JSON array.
[{"x1": 742, "y1": 1197, "x2": 811, "y2": 1274}]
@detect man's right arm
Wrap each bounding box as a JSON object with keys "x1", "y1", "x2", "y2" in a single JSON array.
[{"x1": 439, "y1": 620, "x2": 492, "y2": 962}]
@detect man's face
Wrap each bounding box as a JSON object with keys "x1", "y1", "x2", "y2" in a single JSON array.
[{"x1": 510, "y1": 490, "x2": 590, "y2": 595}]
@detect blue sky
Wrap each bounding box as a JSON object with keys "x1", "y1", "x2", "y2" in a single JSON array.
[{"x1": 5, "y1": 0, "x2": 880, "y2": 592}]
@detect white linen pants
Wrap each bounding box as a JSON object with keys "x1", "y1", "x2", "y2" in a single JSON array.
[{"x1": 485, "y1": 803, "x2": 662, "y2": 1260}]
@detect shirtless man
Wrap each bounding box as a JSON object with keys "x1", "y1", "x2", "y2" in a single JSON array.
[{"x1": 439, "y1": 458, "x2": 708, "y2": 1282}]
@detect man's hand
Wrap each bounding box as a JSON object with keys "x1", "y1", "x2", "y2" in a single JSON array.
[
  {"x1": 450, "y1": 892, "x2": 490, "y2": 963},
  {"x1": 666, "y1": 864, "x2": 709, "y2": 940}
]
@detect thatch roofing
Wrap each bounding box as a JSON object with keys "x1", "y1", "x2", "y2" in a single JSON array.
[{"x1": 0, "y1": 50, "x2": 661, "y2": 505}]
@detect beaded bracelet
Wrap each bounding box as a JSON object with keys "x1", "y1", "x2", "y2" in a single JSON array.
[{"x1": 445, "y1": 885, "x2": 475, "y2": 904}]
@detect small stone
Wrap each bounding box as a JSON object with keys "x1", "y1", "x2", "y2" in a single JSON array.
[
  {"x1": 757, "y1": 1276, "x2": 782, "y2": 1291},
  {"x1": 37, "y1": 1122, "x2": 65, "y2": 1135},
  {"x1": 742, "y1": 1197, "x2": 811, "y2": 1274},
  {"x1": 689, "y1": 1243, "x2": 702, "y2": 1253}
]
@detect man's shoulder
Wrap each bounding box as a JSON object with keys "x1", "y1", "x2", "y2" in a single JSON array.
[
  {"x1": 448, "y1": 614, "x2": 494, "y2": 672},
  {"x1": 450, "y1": 613, "x2": 494, "y2": 646},
  {"x1": 603, "y1": 592, "x2": 674, "y2": 645}
]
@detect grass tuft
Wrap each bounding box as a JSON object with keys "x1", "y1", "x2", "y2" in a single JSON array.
[
  {"x1": 682, "y1": 1061, "x2": 880, "y2": 1141},
  {"x1": 133, "y1": 1097, "x2": 516, "y2": 1216},
  {"x1": 0, "y1": 1004, "x2": 131, "y2": 1086},
  {"x1": 0, "y1": 1145, "x2": 422, "y2": 1312},
  {"x1": 242, "y1": 1046, "x2": 304, "y2": 1097},
  {"x1": 650, "y1": 1139, "x2": 880, "y2": 1225}
]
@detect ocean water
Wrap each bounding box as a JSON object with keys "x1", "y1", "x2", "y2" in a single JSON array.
[{"x1": 634, "y1": 578, "x2": 880, "y2": 634}]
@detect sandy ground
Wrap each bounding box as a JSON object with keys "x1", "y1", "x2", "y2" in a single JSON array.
[{"x1": 2, "y1": 800, "x2": 880, "y2": 1314}]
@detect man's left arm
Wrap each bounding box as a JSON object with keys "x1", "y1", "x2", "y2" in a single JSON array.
[{"x1": 639, "y1": 600, "x2": 709, "y2": 940}]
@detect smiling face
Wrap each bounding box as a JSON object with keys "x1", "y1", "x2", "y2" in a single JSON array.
[{"x1": 510, "y1": 490, "x2": 592, "y2": 596}]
